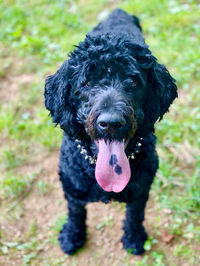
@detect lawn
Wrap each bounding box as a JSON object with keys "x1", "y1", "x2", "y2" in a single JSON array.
[{"x1": 0, "y1": 0, "x2": 200, "y2": 265}]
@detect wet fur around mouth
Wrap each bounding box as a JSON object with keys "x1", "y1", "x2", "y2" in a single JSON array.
[{"x1": 44, "y1": 8, "x2": 178, "y2": 256}]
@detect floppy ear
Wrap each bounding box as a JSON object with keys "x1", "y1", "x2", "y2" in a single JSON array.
[
  {"x1": 143, "y1": 59, "x2": 178, "y2": 126},
  {"x1": 129, "y1": 44, "x2": 178, "y2": 127},
  {"x1": 44, "y1": 61, "x2": 79, "y2": 137}
]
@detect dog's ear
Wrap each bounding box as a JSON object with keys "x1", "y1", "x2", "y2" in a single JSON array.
[
  {"x1": 127, "y1": 44, "x2": 177, "y2": 122},
  {"x1": 145, "y1": 60, "x2": 178, "y2": 125},
  {"x1": 130, "y1": 44, "x2": 178, "y2": 127},
  {"x1": 150, "y1": 61, "x2": 178, "y2": 120},
  {"x1": 44, "y1": 61, "x2": 79, "y2": 137},
  {"x1": 140, "y1": 54, "x2": 178, "y2": 126}
]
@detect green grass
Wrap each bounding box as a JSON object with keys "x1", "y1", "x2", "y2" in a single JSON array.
[
  {"x1": 0, "y1": 171, "x2": 39, "y2": 200},
  {"x1": 0, "y1": 0, "x2": 200, "y2": 265}
]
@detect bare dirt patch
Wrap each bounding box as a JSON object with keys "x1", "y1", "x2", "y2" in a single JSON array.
[{"x1": 0, "y1": 74, "x2": 36, "y2": 106}]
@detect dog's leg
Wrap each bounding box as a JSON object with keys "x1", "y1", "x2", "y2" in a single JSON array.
[
  {"x1": 121, "y1": 193, "x2": 149, "y2": 255},
  {"x1": 58, "y1": 201, "x2": 87, "y2": 255}
]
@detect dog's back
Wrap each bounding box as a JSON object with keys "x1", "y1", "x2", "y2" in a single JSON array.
[{"x1": 89, "y1": 8, "x2": 145, "y2": 47}]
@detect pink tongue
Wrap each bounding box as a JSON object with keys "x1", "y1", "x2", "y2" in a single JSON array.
[{"x1": 95, "y1": 139, "x2": 131, "y2": 193}]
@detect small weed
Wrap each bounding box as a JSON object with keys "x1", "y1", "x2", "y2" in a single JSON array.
[
  {"x1": 111, "y1": 201, "x2": 126, "y2": 212},
  {"x1": 1, "y1": 149, "x2": 25, "y2": 169},
  {"x1": 50, "y1": 215, "x2": 68, "y2": 234},
  {"x1": 96, "y1": 215, "x2": 114, "y2": 229},
  {"x1": 25, "y1": 219, "x2": 38, "y2": 239},
  {"x1": 36, "y1": 180, "x2": 49, "y2": 196},
  {"x1": 135, "y1": 255, "x2": 149, "y2": 266},
  {"x1": 144, "y1": 237, "x2": 158, "y2": 251},
  {"x1": 151, "y1": 251, "x2": 165, "y2": 266},
  {"x1": 48, "y1": 214, "x2": 67, "y2": 245}
]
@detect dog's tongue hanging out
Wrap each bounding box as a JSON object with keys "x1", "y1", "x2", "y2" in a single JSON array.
[{"x1": 95, "y1": 139, "x2": 131, "y2": 193}]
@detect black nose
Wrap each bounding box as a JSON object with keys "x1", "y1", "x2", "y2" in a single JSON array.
[{"x1": 97, "y1": 113, "x2": 126, "y2": 132}]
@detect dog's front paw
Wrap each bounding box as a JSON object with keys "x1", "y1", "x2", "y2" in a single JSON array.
[
  {"x1": 121, "y1": 226, "x2": 147, "y2": 255},
  {"x1": 58, "y1": 222, "x2": 86, "y2": 255}
]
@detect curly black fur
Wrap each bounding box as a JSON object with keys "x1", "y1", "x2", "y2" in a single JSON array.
[{"x1": 44, "y1": 9, "x2": 177, "y2": 255}]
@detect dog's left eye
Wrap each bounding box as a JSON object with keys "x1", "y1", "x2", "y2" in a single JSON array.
[{"x1": 84, "y1": 82, "x2": 91, "y2": 87}]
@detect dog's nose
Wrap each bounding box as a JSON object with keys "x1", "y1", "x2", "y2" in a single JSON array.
[{"x1": 97, "y1": 113, "x2": 126, "y2": 132}]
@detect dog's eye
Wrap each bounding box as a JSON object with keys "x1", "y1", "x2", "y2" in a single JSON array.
[
  {"x1": 132, "y1": 81, "x2": 137, "y2": 87},
  {"x1": 74, "y1": 90, "x2": 80, "y2": 96},
  {"x1": 84, "y1": 82, "x2": 91, "y2": 87}
]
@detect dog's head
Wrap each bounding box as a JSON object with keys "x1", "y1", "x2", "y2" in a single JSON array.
[{"x1": 45, "y1": 34, "x2": 177, "y2": 192}]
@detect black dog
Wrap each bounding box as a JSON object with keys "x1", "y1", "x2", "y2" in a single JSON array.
[{"x1": 44, "y1": 9, "x2": 177, "y2": 255}]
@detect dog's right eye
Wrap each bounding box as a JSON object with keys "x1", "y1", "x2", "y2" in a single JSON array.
[
  {"x1": 131, "y1": 81, "x2": 137, "y2": 87},
  {"x1": 74, "y1": 90, "x2": 80, "y2": 96}
]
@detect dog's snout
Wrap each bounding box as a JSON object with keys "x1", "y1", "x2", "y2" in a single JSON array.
[{"x1": 97, "y1": 113, "x2": 126, "y2": 132}]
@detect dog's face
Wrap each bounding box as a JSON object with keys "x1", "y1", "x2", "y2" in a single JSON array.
[
  {"x1": 45, "y1": 35, "x2": 177, "y2": 192},
  {"x1": 74, "y1": 52, "x2": 147, "y2": 144}
]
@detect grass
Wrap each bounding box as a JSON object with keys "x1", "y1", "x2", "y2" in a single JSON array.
[{"x1": 0, "y1": 0, "x2": 200, "y2": 265}]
